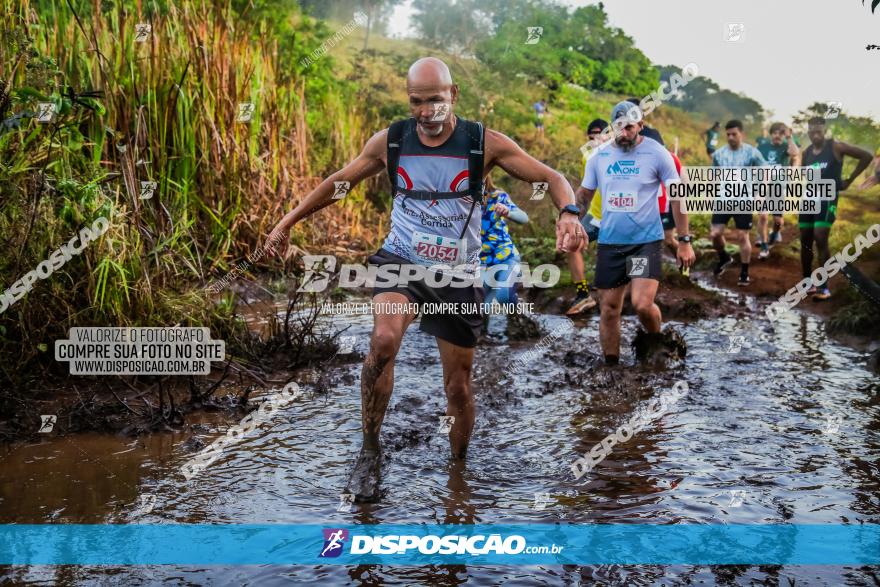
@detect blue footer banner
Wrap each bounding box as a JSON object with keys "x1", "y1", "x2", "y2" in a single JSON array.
[{"x1": 1, "y1": 524, "x2": 878, "y2": 565}]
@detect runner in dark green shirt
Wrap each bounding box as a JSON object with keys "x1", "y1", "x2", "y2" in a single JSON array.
[{"x1": 799, "y1": 117, "x2": 873, "y2": 300}]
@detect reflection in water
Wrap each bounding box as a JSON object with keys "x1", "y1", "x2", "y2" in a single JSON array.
[
  {"x1": 443, "y1": 459, "x2": 476, "y2": 525},
  {"x1": 1, "y1": 305, "x2": 879, "y2": 585}
]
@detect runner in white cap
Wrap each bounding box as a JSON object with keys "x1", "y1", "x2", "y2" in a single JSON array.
[{"x1": 579, "y1": 101, "x2": 695, "y2": 364}]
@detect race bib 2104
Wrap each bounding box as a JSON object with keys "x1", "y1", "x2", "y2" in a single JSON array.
[{"x1": 606, "y1": 191, "x2": 637, "y2": 212}]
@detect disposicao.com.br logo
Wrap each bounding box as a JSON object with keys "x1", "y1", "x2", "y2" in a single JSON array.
[
  {"x1": 319, "y1": 528, "x2": 563, "y2": 559},
  {"x1": 319, "y1": 528, "x2": 349, "y2": 558},
  {"x1": 3, "y1": 524, "x2": 879, "y2": 565}
]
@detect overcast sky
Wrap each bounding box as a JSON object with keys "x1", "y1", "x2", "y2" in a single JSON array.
[{"x1": 387, "y1": 0, "x2": 879, "y2": 122}]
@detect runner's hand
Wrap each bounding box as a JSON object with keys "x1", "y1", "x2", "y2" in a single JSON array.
[
  {"x1": 493, "y1": 203, "x2": 510, "y2": 218},
  {"x1": 677, "y1": 243, "x2": 696, "y2": 269},
  {"x1": 556, "y1": 214, "x2": 586, "y2": 253},
  {"x1": 266, "y1": 224, "x2": 292, "y2": 260}
]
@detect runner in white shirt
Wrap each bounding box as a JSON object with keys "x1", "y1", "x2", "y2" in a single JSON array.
[{"x1": 580, "y1": 101, "x2": 695, "y2": 365}]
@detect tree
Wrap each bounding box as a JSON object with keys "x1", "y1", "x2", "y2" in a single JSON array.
[
  {"x1": 297, "y1": 0, "x2": 401, "y2": 48},
  {"x1": 657, "y1": 64, "x2": 765, "y2": 129}
]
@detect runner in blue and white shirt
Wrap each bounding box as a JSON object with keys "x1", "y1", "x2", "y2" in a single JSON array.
[{"x1": 580, "y1": 101, "x2": 695, "y2": 365}]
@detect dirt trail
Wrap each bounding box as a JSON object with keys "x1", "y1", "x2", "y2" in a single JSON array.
[{"x1": 709, "y1": 222, "x2": 878, "y2": 319}]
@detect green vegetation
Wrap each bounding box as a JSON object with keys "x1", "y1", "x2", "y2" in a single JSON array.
[
  {"x1": 1, "y1": 0, "x2": 877, "y2": 412},
  {"x1": 657, "y1": 64, "x2": 765, "y2": 132},
  {"x1": 415, "y1": 1, "x2": 662, "y2": 97},
  {"x1": 0, "y1": 0, "x2": 377, "y2": 394}
]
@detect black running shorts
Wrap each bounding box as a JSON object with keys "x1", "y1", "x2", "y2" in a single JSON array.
[
  {"x1": 711, "y1": 213, "x2": 753, "y2": 230},
  {"x1": 594, "y1": 240, "x2": 663, "y2": 290},
  {"x1": 369, "y1": 248, "x2": 485, "y2": 348},
  {"x1": 799, "y1": 198, "x2": 838, "y2": 229}
]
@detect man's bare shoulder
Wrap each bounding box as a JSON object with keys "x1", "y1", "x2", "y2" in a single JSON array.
[
  {"x1": 484, "y1": 128, "x2": 518, "y2": 156},
  {"x1": 363, "y1": 128, "x2": 390, "y2": 161},
  {"x1": 484, "y1": 127, "x2": 512, "y2": 144}
]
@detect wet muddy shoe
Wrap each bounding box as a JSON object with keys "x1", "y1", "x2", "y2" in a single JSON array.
[
  {"x1": 769, "y1": 230, "x2": 782, "y2": 245},
  {"x1": 632, "y1": 327, "x2": 687, "y2": 364},
  {"x1": 602, "y1": 354, "x2": 620, "y2": 368},
  {"x1": 344, "y1": 447, "x2": 382, "y2": 503},
  {"x1": 714, "y1": 254, "x2": 733, "y2": 277},
  {"x1": 632, "y1": 331, "x2": 665, "y2": 361}
]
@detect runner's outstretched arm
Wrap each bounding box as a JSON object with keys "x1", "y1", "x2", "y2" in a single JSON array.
[
  {"x1": 484, "y1": 129, "x2": 586, "y2": 252},
  {"x1": 859, "y1": 155, "x2": 880, "y2": 189},
  {"x1": 267, "y1": 130, "x2": 388, "y2": 256},
  {"x1": 575, "y1": 186, "x2": 594, "y2": 217},
  {"x1": 671, "y1": 199, "x2": 695, "y2": 268},
  {"x1": 834, "y1": 141, "x2": 874, "y2": 190},
  {"x1": 661, "y1": 155, "x2": 694, "y2": 268},
  {"x1": 491, "y1": 202, "x2": 528, "y2": 224}
]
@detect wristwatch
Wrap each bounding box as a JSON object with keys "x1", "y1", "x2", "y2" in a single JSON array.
[
  {"x1": 559, "y1": 204, "x2": 581, "y2": 218},
  {"x1": 676, "y1": 235, "x2": 693, "y2": 243}
]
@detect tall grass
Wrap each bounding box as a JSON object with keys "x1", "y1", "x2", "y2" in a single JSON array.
[{"x1": 0, "y1": 0, "x2": 381, "y2": 387}]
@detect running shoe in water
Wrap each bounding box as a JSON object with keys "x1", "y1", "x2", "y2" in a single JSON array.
[
  {"x1": 758, "y1": 242, "x2": 770, "y2": 259},
  {"x1": 714, "y1": 254, "x2": 733, "y2": 277},
  {"x1": 344, "y1": 447, "x2": 382, "y2": 503},
  {"x1": 813, "y1": 286, "x2": 831, "y2": 301}
]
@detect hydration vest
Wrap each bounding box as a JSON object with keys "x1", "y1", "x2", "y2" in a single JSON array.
[{"x1": 380, "y1": 117, "x2": 486, "y2": 269}]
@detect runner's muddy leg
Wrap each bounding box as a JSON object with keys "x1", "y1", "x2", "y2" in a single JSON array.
[
  {"x1": 437, "y1": 338, "x2": 475, "y2": 459},
  {"x1": 346, "y1": 293, "x2": 417, "y2": 502},
  {"x1": 711, "y1": 224, "x2": 726, "y2": 257},
  {"x1": 598, "y1": 285, "x2": 626, "y2": 362},
  {"x1": 737, "y1": 228, "x2": 752, "y2": 263},
  {"x1": 360, "y1": 293, "x2": 417, "y2": 450},
  {"x1": 814, "y1": 226, "x2": 831, "y2": 268},
  {"x1": 630, "y1": 278, "x2": 661, "y2": 333},
  {"x1": 800, "y1": 227, "x2": 815, "y2": 277}
]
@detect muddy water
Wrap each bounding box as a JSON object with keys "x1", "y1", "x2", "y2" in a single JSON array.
[{"x1": 2, "y1": 299, "x2": 879, "y2": 585}]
